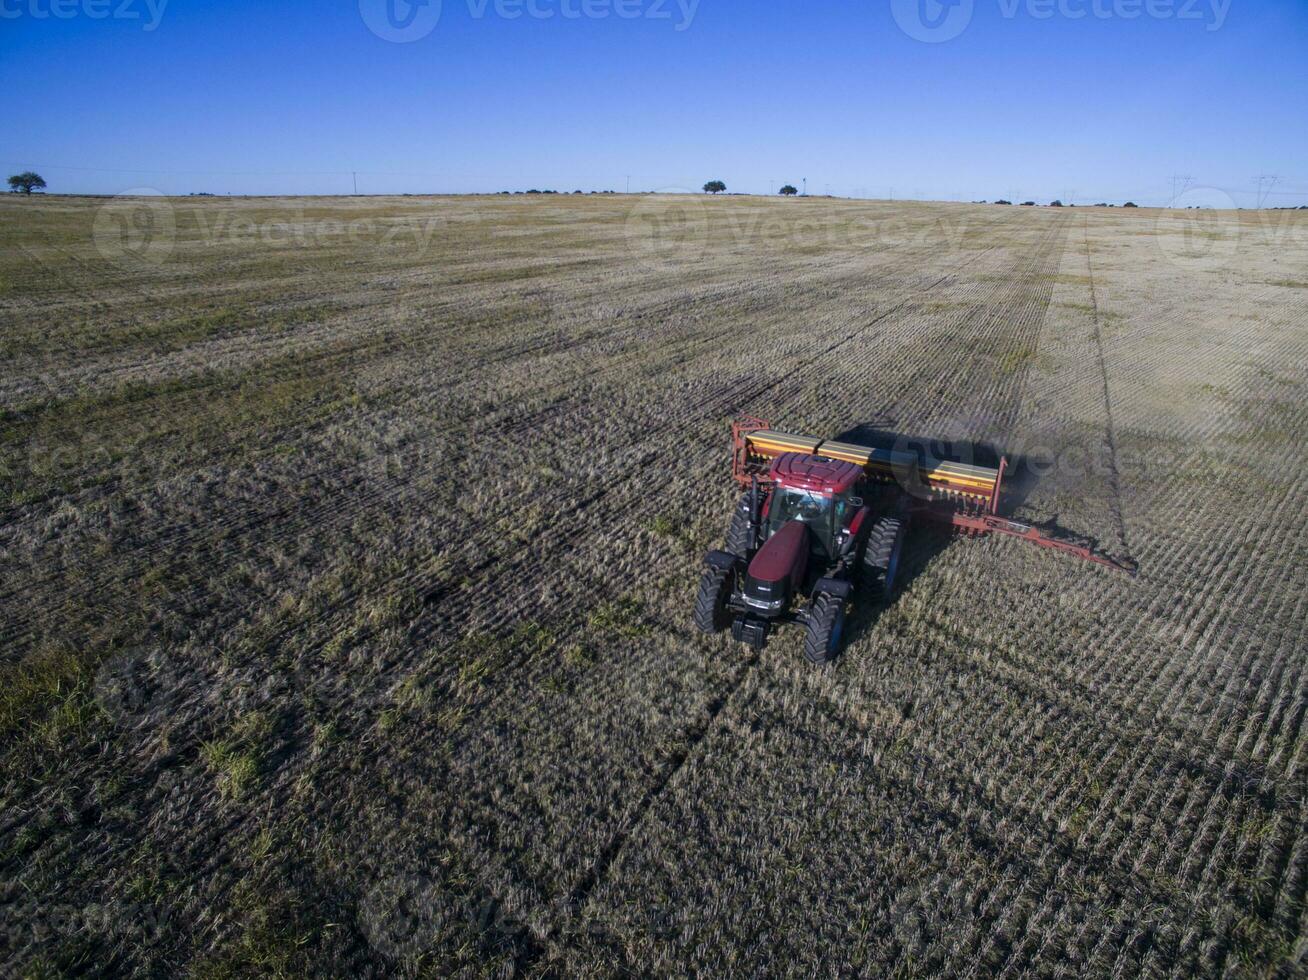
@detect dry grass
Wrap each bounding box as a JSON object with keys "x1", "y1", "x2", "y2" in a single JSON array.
[{"x1": 1, "y1": 193, "x2": 1306, "y2": 976}]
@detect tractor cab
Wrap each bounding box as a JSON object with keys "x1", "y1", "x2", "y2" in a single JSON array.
[
  {"x1": 711, "y1": 451, "x2": 878, "y2": 652},
  {"x1": 766, "y1": 454, "x2": 867, "y2": 559}
]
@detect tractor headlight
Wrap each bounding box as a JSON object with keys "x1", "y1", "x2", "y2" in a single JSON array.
[{"x1": 744, "y1": 595, "x2": 786, "y2": 612}]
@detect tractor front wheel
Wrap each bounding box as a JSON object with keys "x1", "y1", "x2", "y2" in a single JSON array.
[
  {"x1": 804, "y1": 592, "x2": 846, "y2": 665},
  {"x1": 693, "y1": 565, "x2": 734, "y2": 634},
  {"x1": 725, "y1": 493, "x2": 754, "y2": 556}
]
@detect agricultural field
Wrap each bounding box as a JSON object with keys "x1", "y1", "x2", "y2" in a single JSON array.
[{"x1": 1, "y1": 192, "x2": 1306, "y2": 976}]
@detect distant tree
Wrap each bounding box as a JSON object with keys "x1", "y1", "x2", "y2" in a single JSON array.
[
  {"x1": 779, "y1": 185, "x2": 798, "y2": 196},
  {"x1": 1123, "y1": 202, "x2": 1138, "y2": 208},
  {"x1": 995, "y1": 199, "x2": 1012, "y2": 205},
  {"x1": 1049, "y1": 200, "x2": 1064, "y2": 207},
  {"x1": 1021, "y1": 201, "x2": 1036, "y2": 207},
  {"x1": 8, "y1": 172, "x2": 46, "y2": 195},
  {"x1": 703, "y1": 180, "x2": 727, "y2": 195}
]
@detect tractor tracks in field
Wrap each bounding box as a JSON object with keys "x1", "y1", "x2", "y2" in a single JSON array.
[
  {"x1": 558, "y1": 648, "x2": 763, "y2": 933},
  {"x1": 1082, "y1": 222, "x2": 1136, "y2": 570},
  {"x1": 872, "y1": 213, "x2": 1070, "y2": 444},
  {"x1": 1003, "y1": 216, "x2": 1074, "y2": 433}
]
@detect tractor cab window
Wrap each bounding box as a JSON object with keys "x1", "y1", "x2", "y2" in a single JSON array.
[
  {"x1": 769, "y1": 488, "x2": 835, "y2": 549},
  {"x1": 833, "y1": 498, "x2": 849, "y2": 528}
]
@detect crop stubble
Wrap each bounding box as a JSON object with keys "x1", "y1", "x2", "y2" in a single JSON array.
[{"x1": 0, "y1": 194, "x2": 1305, "y2": 976}]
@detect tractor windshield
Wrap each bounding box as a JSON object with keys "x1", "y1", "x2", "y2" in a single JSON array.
[{"x1": 769, "y1": 488, "x2": 836, "y2": 551}]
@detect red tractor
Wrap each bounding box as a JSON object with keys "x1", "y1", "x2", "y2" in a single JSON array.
[{"x1": 694, "y1": 418, "x2": 1131, "y2": 664}]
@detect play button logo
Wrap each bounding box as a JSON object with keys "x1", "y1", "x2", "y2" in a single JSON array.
[
  {"x1": 891, "y1": 0, "x2": 975, "y2": 43},
  {"x1": 360, "y1": 0, "x2": 443, "y2": 43}
]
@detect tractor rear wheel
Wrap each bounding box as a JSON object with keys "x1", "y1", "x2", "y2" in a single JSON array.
[
  {"x1": 804, "y1": 591, "x2": 846, "y2": 665},
  {"x1": 725, "y1": 494, "x2": 754, "y2": 556},
  {"x1": 863, "y1": 517, "x2": 905, "y2": 605},
  {"x1": 693, "y1": 565, "x2": 734, "y2": 634}
]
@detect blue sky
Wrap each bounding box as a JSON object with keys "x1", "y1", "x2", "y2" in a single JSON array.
[{"x1": 2, "y1": 0, "x2": 1305, "y2": 205}]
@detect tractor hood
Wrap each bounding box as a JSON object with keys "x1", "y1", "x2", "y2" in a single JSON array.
[{"x1": 748, "y1": 520, "x2": 809, "y2": 586}]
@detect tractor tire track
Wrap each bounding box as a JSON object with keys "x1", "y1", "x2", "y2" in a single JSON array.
[{"x1": 1083, "y1": 220, "x2": 1136, "y2": 568}]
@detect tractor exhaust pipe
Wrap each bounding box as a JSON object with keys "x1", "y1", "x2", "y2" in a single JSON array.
[{"x1": 748, "y1": 476, "x2": 762, "y2": 552}]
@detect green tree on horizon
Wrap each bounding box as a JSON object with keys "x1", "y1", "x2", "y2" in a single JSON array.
[{"x1": 8, "y1": 172, "x2": 47, "y2": 195}]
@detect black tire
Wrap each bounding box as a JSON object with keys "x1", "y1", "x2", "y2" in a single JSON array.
[
  {"x1": 725, "y1": 493, "x2": 754, "y2": 557},
  {"x1": 804, "y1": 591, "x2": 846, "y2": 665},
  {"x1": 863, "y1": 517, "x2": 905, "y2": 606},
  {"x1": 693, "y1": 565, "x2": 734, "y2": 634}
]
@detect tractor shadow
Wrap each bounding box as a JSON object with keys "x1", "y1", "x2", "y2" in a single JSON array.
[
  {"x1": 831, "y1": 423, "x2": 1128, "y2": 564},
  {"x1": 829, "y1": 422, "x2": 1064, "y2": 655}
]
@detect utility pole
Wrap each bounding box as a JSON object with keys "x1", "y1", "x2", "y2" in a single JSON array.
[
  {"x1": 625, "y1": 175, "x2": 630, "y2": 194},
  {"x1": 352, "y1": 171, "x2": 358, "y2": 196},
  {"x1": 1170, "y1": 174, "x2": 1193, "y2": 207},
  {"x1": 1254, "y1": 174, "x2": 1279, "y2": 209}
]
